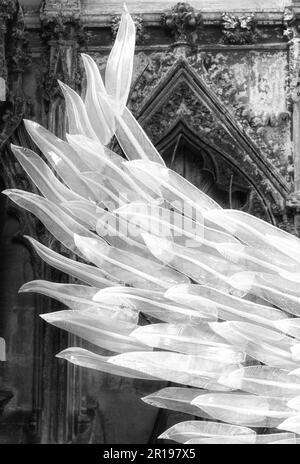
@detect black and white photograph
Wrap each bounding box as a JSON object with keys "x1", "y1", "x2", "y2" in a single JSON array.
[{"x1": 1, "y1": 0, "x2": 300, "y2": 451}]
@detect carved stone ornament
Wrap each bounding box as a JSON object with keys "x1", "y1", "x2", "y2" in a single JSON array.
[
  {"x1": 111, "y1": 14, "x2": 149, "y2": 44},
  {"x1": 40, "y1": 0, "x2": 86, "y2": 43},
  {"x1": 40, "y1": 0, "x2": 87, "y2": 106},
  {"x1": 0, "y1": 0, "x2": 17, "y2": 20},
  {"x1": 40, "y1": 15, "x2": 85, "y2": 43},
  {"x1": 0, "y1": 2, "x2": 30, "y2": 151},
  {"x1": 41, "y1": 0, "x2": 81, "y2": 20},
  {"x1": 286, "y1": 191, "x2": 300, "y2": 209},
  {"x1": 221, "y1": 12, "x2": 257, "y2": 45},
  {"x1": 162, "y1": 2, "x2": 202, "y2": 44},
  {"x1": 7, "y1": 5, "x2": 31, "y2": 74},
  {"x1": 283, "y1": 6, "x2": 299, "y2": 40}
]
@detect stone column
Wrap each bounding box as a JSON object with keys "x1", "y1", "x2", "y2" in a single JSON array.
[
  {"x1": 284, "y1": 4, "x2": 300, "y2": 234},
  {"x1": 40, "y1": 0, "x2": 85, "y2": 137},
  {"x1": 37, "y1": 0, "x2": 86, "y2": 444},
  {"x1": 0, "y1": 1, "x2": 17, "y2": 99}
]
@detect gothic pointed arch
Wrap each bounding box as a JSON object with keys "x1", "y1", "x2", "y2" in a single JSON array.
[
  {"x1": 156, "y1": 120, "x2": 251, "y2": 212},
  {"x1": 130, "y1": 56, "x2": 290, "y2": 224}
]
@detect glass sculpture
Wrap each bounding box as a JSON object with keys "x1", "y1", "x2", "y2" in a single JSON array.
[{"x1": 4, "y1": 5, "x2": 300, "y2": 444}]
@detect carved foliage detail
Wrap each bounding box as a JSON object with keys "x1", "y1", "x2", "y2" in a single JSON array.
[
  {"x1": 41, "y1": 0, "x2": 81, "y2": 18},
  {"x1": 283, "y1": 6, "x2": 299, "y2": 40},
  {"x1": 40, "y1": 2, "x2": 86, "y2": 108},
  {"x1": 190, "y1": 52, "x2": 291, "y2": 184},
  {"x1": 40, "y1": 15, "x2": 86, "y2": 43},
  {"x1": 221, "y1": 12, "x2": 257, "y2": 45},
  {"x1": 0, "y1": 0, "x2": 17, "y2": 20},
  {"x1": 162, "y1": 2, "x2": 202, "y2": 43},
  {"x1": 0, "y1": 2, "x2": 30, "y2": 150},
  {"x1": 7, "y1": 5, "x2": 31, "y2": 73},
  {"x1": 111, "y1": 14, "x2": 149, "y2": 44}
]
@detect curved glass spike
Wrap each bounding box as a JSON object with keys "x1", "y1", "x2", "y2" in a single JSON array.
[
  {"x1": 122, "y1": 167, "x2": 164, "y2": 198},
  {"x1": 142, "y1": 233, "x2": 243, "y2": 292},
  {"x1": 41, "y1": 310, "x2": 147, "y2": 353},
  {"x1": 158, "y1": 421, "x2": 256, "y2": 444},
  {"x1": 67, "y1": 134, "x2": 152, "y2": 203},
  {"x1": 287, "y1": 397, "x2": 300, "y2": 411},
  {"x1": 98, "y1": 286, "x2": 165, "y2": 297},
  {"x1": 219, "y1": 321, "x2": 297, "y2": 347},
  {"x1": 115, "y1": 108, "x2": 166, "y2": 166},
  {"x1": 185, "y1": 437, "x2": 255, "y2": 444},
  {"x1": 210, "y1": 321, "x2": 298, "y2": 370},
  {"x1": 218, "y1": 366, "x2": 300, "y2": 397},
  {"x1": 274, "y1": 318, "x2": 300, "y2": 340},
  {"x1": 74, "y1": 234, "x2": 189, "y2": 290},
  {"x1": 105, "y1": 5, "x2": 135, "y2": 111},
  {"x1": 61, "y1": 201, "x2": 105, "y2": 230},
  {"x1": 66, "y1": 133, "x2": 107, "y2": 172},
  {"x1": 131, "y1": 324, "x2": 244, "y2": 360},
  {"x1": 191, "y1": 393, "x2": 298, "y2": 428},
  {"x1": 58, "y1": 80, "x2": 97, "y2": 140},
  {"x1": 81, "y1": 54, "x2": 116, "y2": 145},
  {"x1": 24, "y1": 120, "x2": 96, "y2": 201},
  {"x1": 19, "y1": 280, "x2": 138, "y2": 324},
  {"x1": 267, "y1": 438, "x2": 297, "y2": 444},
  {"x1": 67, "y1": 133, "x2": 125, "y2": 171},
  {"x1": 132, "y1": 323, "x2": 230, "y2": 350},
  {"x1": 57, "y1": 347, "x2": 159, "y2": 380},
  {"x1": 80, "y1": 172, "x2": 127, "y2": 209},
  {"x1": 116, "y1": 202, "x2": 238, "y2": 248},
  {"x1": 142, "y1": 387, "x2": 212, "y2": 419},
  {"x1": 237, "y1": 271, "x2": 300, "y2": 295},
  {"x1": 278, "y1": 415, "x2": 300, "y2": 434},
  {"x1": 165, "y1": 284, "x2": 286, "y2": 328},
  {"x1": 93, "y1": 289, "x2": 217, "y2": 324},
  {"x1": 106, "y1": 176, "x2": 151, "y2": 205},
  {"x1": 215, "y1": 241, "x2": 300, "y2": 275},
  {"x1": 204, "y1": 209, "x2": 300, "y2": 267},
  {"x1": 108, "y1": 351, "x2": 239, "y2": 390},
  {"x1": 290, "y1": 344, "x2": 300, "y2": 361},
  {"x1": 266, "y1": 235, "x2": 300, "y2": 266},
  {"x1": 10, "y1": 145, "x2": 86, "y2": 206},
  {"x1": 24, "y1": 119, "x2": 90, "y2": 173},
  {"x1": 290, "y1": 368, "x2": 300, "y2": 376},
  {"x1": 124, "y1": 160, "x2": 222, "y2": 218},
  {"x1": 96, "y1": 211, "x2": 154, "y2": 257},
  {"x1": 42, "y1": 309, "x2": 137, "y2": 335},
  {"x1": 229, "y1": 271, "x2": 300, "y2": 317},
  {"x1": 185, "y1": 432, "x2": 296, "y2": 444},
  {"x1": 21, "y1": 280, "x2": 99, "y2": 301},
  {"x1": 24, "y1": 236, "x2": 119, "y2": 287},
  {"x1": 255, "y1": 433, "x2": 297, "y2": 444},
  {"x1": 67, "y1": 131, "x2": 127, "y2": 175},
  {"x1": 3, "y1": 189, "x2": 100, "y2": 258}
]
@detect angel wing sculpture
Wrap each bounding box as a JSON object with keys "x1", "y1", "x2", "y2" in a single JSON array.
[{"x1": 4, "y1": 5, "x2": 300, "y2": 443}]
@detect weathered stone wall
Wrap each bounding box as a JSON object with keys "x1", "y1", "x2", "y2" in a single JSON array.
[
  {"x1": 82, "y1": 1, "x2": 292, "y2": 13},
  {"x1": 0, "y1": 215, "x2": 36, "y2": 444},
  {"x1": 202, "y1": 50, "x2": 292, "y2": 180}
]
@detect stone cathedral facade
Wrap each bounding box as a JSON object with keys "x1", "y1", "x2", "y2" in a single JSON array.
[{"x1": 0, "y1": 0, "x2": 300, "y2": 443}]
